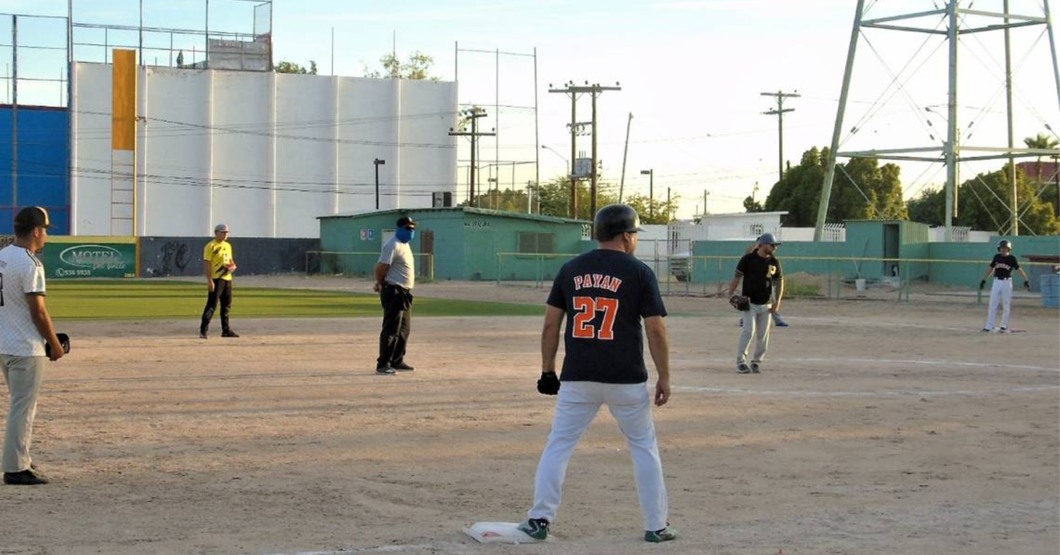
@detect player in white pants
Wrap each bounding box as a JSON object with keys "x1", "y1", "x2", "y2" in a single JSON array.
[
  {"x1": 521, "y1": 204, "x2": 676, "y2": 543},
  {"x1": 980, "y1": 239, "x2": 1030, "y2": 333}
]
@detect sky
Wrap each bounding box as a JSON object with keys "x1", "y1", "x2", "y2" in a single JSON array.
[{"x1": 3, "y1": 0, "x2": 1059, "y2": 218}]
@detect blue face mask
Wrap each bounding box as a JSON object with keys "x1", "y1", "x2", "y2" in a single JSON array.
[{"x1": 396, "y1": 227, "x2": 415, "y2": 243}]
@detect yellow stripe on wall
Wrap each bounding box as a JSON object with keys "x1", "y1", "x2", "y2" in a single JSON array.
[{"x1": 111, "y1": 49, "x2": 137, "y2": 151}]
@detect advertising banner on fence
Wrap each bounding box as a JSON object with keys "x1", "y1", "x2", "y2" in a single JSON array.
[{"x1": 40, "y1": 237, "x2": 138, "y2": 279}]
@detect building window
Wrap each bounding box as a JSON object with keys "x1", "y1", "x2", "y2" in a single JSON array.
[{"x1": 518, "y1": 232, "x2": 555, "y2": 253}]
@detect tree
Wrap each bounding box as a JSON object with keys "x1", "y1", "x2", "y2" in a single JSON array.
[
  {"x1": 625, "y1": 193, "x2": 679, "y2": 224},
  {"x1": 274, "y1": 60, "x2": 318, "y2": 74},
  {"x1": 742, "y1": 196, "x2": 764, "y2": 213},
  {"x1": 363, "y1": 51, "x2": 439, "y2": 81},
  {"x1": 906, "y1": 187, "x2": 945, "y2": 227},
  {"x1": 763, "y1": 146, "x2": 908, "y2": 226},
  {"x1": 955, "y1": 164, "x2": 1059, "y2": 235},
  {"x1": 1024, "y1": 132, "x2": 1059, "y2": 183},
  {"x1": 905, "y1": 164, "x2": 1059, "y2": 234},
  {"x1": 1023, "y1": 132, "x2": 1060, "y2": 218}
]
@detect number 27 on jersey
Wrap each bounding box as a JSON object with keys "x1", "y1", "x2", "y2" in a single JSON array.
[{"x1": 572, "y1": 296, "x2": 618, "y2": 340}]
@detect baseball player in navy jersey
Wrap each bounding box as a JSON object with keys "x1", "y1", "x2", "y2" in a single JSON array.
[
  {"x1": 980, "y1": 239, "x2": 1030, "y2": 333},
  {"x1": 519, "y1": 204, "x2": 677, "y2": 544}
]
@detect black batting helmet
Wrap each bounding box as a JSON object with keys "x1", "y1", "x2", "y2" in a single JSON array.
[
  {"x1": 998, "y1": 239, "x2": 1012, "y2": 251},
  {"x1": 594, "y1": 204, "x2": 644, "y2": 241}
]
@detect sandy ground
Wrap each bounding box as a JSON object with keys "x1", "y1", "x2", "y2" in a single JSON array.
[{"x1": 2, "y1": 277, "x2": 1058, "y2": 555}]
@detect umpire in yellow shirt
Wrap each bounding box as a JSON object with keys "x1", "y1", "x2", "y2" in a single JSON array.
[{"x1": 200, "y1": 224, "x2": 239, "y2": 339}]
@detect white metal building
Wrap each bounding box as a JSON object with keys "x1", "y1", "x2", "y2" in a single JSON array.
[{"x1": 71, "y1": 63, "x2": 458, "y2": 238}]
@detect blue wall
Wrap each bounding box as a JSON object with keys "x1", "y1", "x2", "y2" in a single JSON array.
[{"x1": 0, "y1": 106, "x2": 70, "y2": 234}]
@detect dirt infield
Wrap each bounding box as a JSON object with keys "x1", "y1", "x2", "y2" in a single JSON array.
[{"x1": 2, "y1": 279, "x2": 1057, "y2": 555}]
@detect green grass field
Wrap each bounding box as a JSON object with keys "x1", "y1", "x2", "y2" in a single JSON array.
[{"x1": 46, "y1": 281, "x2": 544, "y2": 320}]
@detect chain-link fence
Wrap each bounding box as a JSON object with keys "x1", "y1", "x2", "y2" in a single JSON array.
[
  {"x1": 496, "y1": 251, "x2": 1060, "y2": 305},
  {"x1": 306, "y1": 251, "x2": 434, "y2": 282}
]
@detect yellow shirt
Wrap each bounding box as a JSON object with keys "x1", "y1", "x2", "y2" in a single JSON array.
[{"x1": 203, "y1": 240, "x2": 234, "y2": 281}]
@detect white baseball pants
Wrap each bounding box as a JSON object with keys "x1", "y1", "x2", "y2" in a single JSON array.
[
  {"x1": 528, "y1": 381, "x2": 669, "y2": 532},
  {"x1": 737, "y1": 303, "x2": 773, "y2": 365},
  {"x1": 984, "y1": 278, "x2": 1013, "y2": 330},
  {"x1": 2, "y1": 355, "x2": 45, "y2": 473}
]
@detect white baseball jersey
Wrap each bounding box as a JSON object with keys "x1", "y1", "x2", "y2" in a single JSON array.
[{"x1": 0, "y1": 245, "x2": 47, "y2": 356}]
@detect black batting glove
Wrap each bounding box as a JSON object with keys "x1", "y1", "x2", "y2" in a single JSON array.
[
  {"x1": 1024, "y1": 280, "x2": 1031, "y2": 291},
  {"x1": 979, "y1": 279, "x2": 986, "y2": 290},
  {"x1": 537, "y1": 372, "x2": 560, "y2": 395}
]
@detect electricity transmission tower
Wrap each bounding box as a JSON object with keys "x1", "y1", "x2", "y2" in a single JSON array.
[{"x1": 814, "y1": 0, "x2": 1060, "y2": 241}]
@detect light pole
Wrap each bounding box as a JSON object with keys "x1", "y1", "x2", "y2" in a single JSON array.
[
  {"x1": 374, "y1": 158, "x2": 385, "y2": 210},
  {"x1": 640, "y1": 169, "x2": 654, "y2": 220}
]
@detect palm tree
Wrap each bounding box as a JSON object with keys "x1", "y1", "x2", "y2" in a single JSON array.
[{"x1": 1024, "y1": 132, "x2": 1060, "y2": 183}]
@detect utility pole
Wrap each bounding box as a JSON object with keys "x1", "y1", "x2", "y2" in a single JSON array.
[
  {"x1": 449, "y1": 107, "x2": 495, "y2": 208},
  {"x1": 526, "y1": 180, "x2": 534, "y2": 214},
  {"x1": 640, "y1": 169, "x2": 654, "y2": 220},
  {"x1": 761, "y1": 90, "x2": 800, "y2": 184},
  {"x1": 703, "y1": 190, "x2": 708, "y2": 215},
  {"x1": 549, "y1": 81, "x2": 621, "y2": 219},
  {"x1": 666, "y1": 187, "x2": 671, "y2": 222},
  {"x1": 374, "y1": 158, "x2": 385, "y2": 210},
  {"x1": 619, "y1": 112, "x2": 632, "y2": 203}
]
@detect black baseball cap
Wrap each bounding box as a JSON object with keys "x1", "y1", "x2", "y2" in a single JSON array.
[
  {"x1": 14, "y1": 206, "x2": 52, "y2": 229},
  {"x1": 396, "y1": 216, "x2": 416, "y2": 229}
]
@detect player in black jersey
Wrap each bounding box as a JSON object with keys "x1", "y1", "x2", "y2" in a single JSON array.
[
  {"x1": 518, "y1": 204, "x2": 677, "y2": 543},
  {"x1": 980, "y1": 239, "x2": 1030, "y2": 333}
]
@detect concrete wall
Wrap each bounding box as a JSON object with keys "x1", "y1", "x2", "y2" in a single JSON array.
[
  {"x1": 71, "y1": 63, "x2": 458, "y2": 238},
  {"x1": 927, "y1": 236, "x2": 1060, "y2": 291},
  {"x1": 139, "y1": 236, "x2": 319, "y2": 277}
]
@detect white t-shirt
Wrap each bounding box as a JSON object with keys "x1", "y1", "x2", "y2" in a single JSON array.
[
  {"x1": 379, "y1": 237, "x2": 415, "y2": 290},
  {"x1": 0, "y1": 245, "x2": 47, "y2": 357}
]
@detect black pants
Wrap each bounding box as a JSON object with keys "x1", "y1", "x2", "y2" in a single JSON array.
[
  {"x1": 377, "y1": 283, "x2": 412, "y2": 368},
  {"x1": 200, "y1": 278, "x2": 233, "y2": 334}
]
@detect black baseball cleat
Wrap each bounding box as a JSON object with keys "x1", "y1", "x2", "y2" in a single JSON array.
[
  {"x1": 737, "y1": 363, "x2": 751, "y2": 374},
  {"x1": 3, "y1": 468, "x2": 49, "y2": 485},
  {"x1": 376, "y1": 364, "x2": 396, "y2": 375},
  {"x1": 750, "y1": 363, "x2": 760, "y2": 373},
  {"x1": 391, "y1": 362, "x2": 415, "y2": 371},
  {"x1": 221, "y1": 330, "x2": 240, "y2": 338},
  {"x1": 518, "y1": 518, "x2": 549, "y2": 540},
  {"x1": 199, "y1": 332, "x2": 209, "y2": 339}
]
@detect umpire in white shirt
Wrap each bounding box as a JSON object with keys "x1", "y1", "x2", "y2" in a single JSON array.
[
  {"x1": 0, "y1": 207, "x2": 66, "y2": 486},
  {"x1": 373, "y1": 216, "x2": 417, "y2": 375}
]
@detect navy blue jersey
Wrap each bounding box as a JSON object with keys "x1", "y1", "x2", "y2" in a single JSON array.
[
  {"x1": 990, "y1": 254, "x2": 1019, "y2": 279},
  {"x1": 546, "y1": 249, "x2": 667, "y2": 384}
]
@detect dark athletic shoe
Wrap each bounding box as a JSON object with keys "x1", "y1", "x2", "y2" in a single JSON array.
[
  {"x1": 737, "y1": 363, "x2": 751, "y2": 374},
  {"x1": 750, "y1": 363, "x2": 760, "y2": 373},
  {"x1": 391, "y1": 362, "x2": 415, "y2": 371},
  {"x1": 199, "y1": 332, "x2": 208, "y2": 339},
  {"x1": 644, "y1": 524, "x2": 678, "y2": 543},
  {"x1": 3, "y1": 469, "x2": 49, "y2": 486},
  {"x1": 222, "y1": 330, "x2": 240, "y2": 338},
  {"x1": 376, "y1": 365, "x2": 396, "y2": 375},
  {"x1": 518, "y1": 518, "x2": 549, "y2": 540}
]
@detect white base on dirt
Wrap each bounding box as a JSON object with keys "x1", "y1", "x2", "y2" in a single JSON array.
[{"x1": 463, "y1": 522, "x2": 547, "y2": 544}]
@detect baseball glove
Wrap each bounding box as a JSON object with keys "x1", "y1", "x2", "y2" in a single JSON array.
[
  {"x1": 729, "y1": 295, "x2": 751, "y2": 312},
  {"x1": 45, "y1": 333, "x2": 70, "y2": 358},
  {"x1": 537, "y1": 372, "x2": 560, "y2": 395}
]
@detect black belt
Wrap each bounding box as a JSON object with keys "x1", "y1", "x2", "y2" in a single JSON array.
[{"x1": 995, "y1": 277, "x2": 1011, "y2": 280}]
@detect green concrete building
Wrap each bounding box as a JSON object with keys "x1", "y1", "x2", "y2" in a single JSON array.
[{"x1": 317, "y1": 208, "x2": 590, "y2": 281}]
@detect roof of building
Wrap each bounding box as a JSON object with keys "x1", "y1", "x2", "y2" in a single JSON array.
[
  {"x1": 318, "y1": 206, "x2": 591, "y2": 225},
  {"x1": 697, "y1": 211, "x2": 789, "y2": 219}
]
